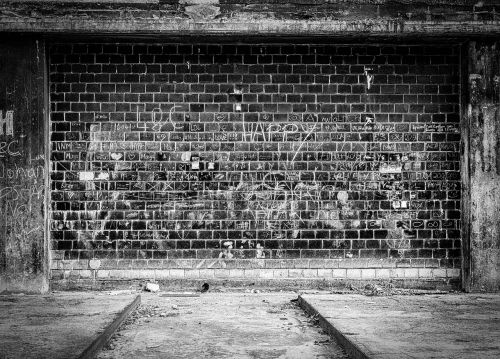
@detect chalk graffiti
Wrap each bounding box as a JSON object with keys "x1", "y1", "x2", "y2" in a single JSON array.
[
  {"x1": 1, "y1": 162, "x2": 45, "y2": 270},
  {"x1": 0, "y1": 162, "x2": 44, "y2": 180},
  {"x1": 0, "y1": 140, "x2": 21, "y2": 157},
  {"x1": 48, "y1": 104, "x2": 461, "y2": 259}
]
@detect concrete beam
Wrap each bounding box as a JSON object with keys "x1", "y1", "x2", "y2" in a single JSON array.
[
  {"x1": 0, "y1": 1, "x2": 499, "y2": 36},
  {"x1": 0, "y1": 17, "x2": 500, "y2": 36},
  {"x1": 1, "y1": 0, "x2": 160, "y2": 3}
]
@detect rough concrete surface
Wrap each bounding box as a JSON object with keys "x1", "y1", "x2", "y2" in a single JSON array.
[
  {"x1": 300, "y1": 293, "x2": 500, "y2": 359},
  {"x1": 1, "y1": 1, "x2": 500, "y2": 35},
  {"x1": 0, "y1": 292, "x2": 138, "y2": 359},
  {"x1": 96, "y1": 291, "x2": 349, "y2": 359},
  {"x1": 465, "y1": 41, "x2": 500, "y2": 292}
]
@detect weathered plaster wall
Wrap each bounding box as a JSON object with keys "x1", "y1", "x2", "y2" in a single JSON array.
[
  {"x1": 0, "y1": 38, "x2": 48, "y2": 293},
  {"x1": 464, "y1": 41, "x2": 500, "y2": 292}
]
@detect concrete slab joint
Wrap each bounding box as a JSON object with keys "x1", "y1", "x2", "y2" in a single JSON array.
[{"x1": 299, "y1": 293, "x2": 500, "y2": 359}]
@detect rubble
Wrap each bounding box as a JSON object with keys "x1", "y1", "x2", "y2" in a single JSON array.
[{"x1": 144, "y1": 283, "x2": 160, "y2": 293}]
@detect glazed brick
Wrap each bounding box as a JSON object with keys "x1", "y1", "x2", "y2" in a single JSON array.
[{"x1": 49, "y1": 43, "x2": 461, "y2": 270}]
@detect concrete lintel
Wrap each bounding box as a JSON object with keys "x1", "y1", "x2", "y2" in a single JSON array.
[
  {"x1": 1, "y1": 0, "x2": 160, "y2": 3},
  {"x1": 0, "y1": 17, "x2": 500, "y2": 36}
]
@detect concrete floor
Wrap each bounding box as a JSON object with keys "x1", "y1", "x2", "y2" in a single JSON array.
[
  {"x1": 2, "y1": 289, "x2": 500, "y2": 359},
  {"x1": 301, "y1": 293, "x2": 500, "y2": 359},
  {"x1": 97, "y1": 291, "x2": 349, "y2": 359},
  {"x1": 0, "y1": 291, "x2": 137, "y2": 359}
]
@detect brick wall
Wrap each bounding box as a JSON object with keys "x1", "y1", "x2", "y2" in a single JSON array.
[{"x1": 49, "y1": 43, "x2": 461, "y2": 280}]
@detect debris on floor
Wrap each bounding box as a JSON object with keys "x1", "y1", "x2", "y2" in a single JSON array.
[
  {"x1": 96, "y1": 292, "x2": 349, "y2": 359},
  {"x1": 144, "y1": 283, "x2": 160, "y2": 293}
]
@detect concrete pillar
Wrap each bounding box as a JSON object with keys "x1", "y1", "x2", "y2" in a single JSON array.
[
  {"x1": 462, "y1": 41, "x2": 500, "y2": 292},
  {"x1": 0, "y1": 38, "x2": 48, "y2": 293}
]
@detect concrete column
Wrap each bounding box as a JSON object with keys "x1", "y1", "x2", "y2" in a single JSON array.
[
  {"x1": 0, "y1": 38, "x2": 48, "y2": 293},
  {"x1": 462, "y1": 41, "x2": 500, "y2": 292}
]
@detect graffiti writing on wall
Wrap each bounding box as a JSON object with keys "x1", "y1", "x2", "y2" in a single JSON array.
[
  {"x1": 0, "y1": 167, "x2": 45, "y2": 268},
  {"x1": 46, "y1": 107, "x2": 462, "y2": 260},
  {"x1": 1, "y1": 106, "x2": 45, "y2": 271}
]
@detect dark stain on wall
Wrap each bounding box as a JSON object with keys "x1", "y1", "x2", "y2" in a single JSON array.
[
  {"x1": 49, "y1": 43, "x2": 461, "y2": 269},
  {"x1": 0, "y1": 39, "x2": 47, "y2": 293}
]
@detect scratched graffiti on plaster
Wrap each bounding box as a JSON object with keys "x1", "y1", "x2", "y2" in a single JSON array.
[
  {"x1": 1, "y1": 108, "x2": 45, "y2": 273},
  {"x1": 1, "y1": 172, "x2": 45, "y2": 267}
]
